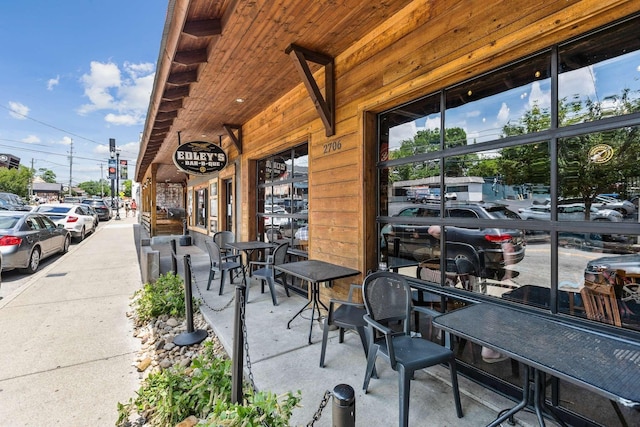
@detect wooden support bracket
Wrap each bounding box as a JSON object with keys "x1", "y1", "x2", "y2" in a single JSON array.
[
  {"x1": 285, "y1": 44, "x2": 335, "y2": 137},
  {"x1": 223, "y1": 124, "x2": 242, "y2": 154}
]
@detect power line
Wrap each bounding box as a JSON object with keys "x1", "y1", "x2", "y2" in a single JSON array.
[{"x1": 0, "y1": 104, "x2": 102, "y2": 146}]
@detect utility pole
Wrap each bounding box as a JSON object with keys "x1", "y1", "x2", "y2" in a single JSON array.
[
  {"x1": 29, "y1": 158, "x2": 35, "y2": 201},
  {"x1": 99, "y1": 163, "x2": 104, "y2": 197},
  {"x1": 68, "y1": 138, "x2": 73, "y2": 196}
]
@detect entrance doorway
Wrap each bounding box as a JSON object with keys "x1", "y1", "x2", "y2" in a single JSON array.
[{"x1": 224, "y1": 179, "x2": 233, "y2": 231}]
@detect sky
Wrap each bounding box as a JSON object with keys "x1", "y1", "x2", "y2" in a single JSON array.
[{"x1": 0, "y1": 0, "x2": 167, "y2": 187}]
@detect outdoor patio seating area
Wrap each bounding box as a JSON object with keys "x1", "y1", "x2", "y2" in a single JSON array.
[{"x1": 149, "y1": 237, "x2": 541, "y2": 427}]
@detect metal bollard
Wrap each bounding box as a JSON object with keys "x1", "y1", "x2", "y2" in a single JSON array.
[
  {"x1": 332, "y1": 384, "x2": 355, "y2": 427},
  {"x1": 173, "y1": 255, "x2": 208, "y2": 346}
]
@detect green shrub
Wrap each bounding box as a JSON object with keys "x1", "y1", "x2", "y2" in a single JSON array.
[
  {"x1": 117, "y1": 341, "x2": 301, "y2": 427},
  {"x1": 132, "y1": 272, "x2": 199, "y2": 323}
]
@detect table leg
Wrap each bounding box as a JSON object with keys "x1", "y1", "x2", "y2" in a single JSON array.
[
  {"x1": 487, "y1": 367, "x2": 531, "y2": 427},
  {"x1": 533, "y1": 371, "x2": 568, "y2": 427}
]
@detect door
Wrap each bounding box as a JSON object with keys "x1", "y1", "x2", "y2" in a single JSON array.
[{"x1": 224, "y1": 179, "x2": 233, "y2": 231}]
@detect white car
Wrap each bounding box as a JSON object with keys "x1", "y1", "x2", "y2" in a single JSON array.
[
  {"x1": 33, "y1": 203, "x2": 97, "y2": 242},
  {"x1": 518, "y1": 203, "x2": 624, "y2": 222}
]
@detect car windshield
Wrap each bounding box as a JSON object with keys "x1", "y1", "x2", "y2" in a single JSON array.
[
  {"x1": 37, "y1": 206, "x2": 72, "y2": 214},
  {"x1": 483, "y1": 207, "x2": 520, "y2": 220},
  {"x1": 0, "y1": 215, "x2": 20, "y2": 229}
]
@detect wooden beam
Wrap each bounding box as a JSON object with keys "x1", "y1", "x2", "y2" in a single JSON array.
[
  {"x1": 174, "y1": 48, "x2": 208, "y2": 66},
  {"x1": 162, "y1": 85, "x2": 190, "y2": 101},
  {"x1": 182, "y1": 19, "x2": 222, "y2": 38},
  {"x1": 156, "y1": 111, "x2": 178, "y2": 121},
  {"x1": 167, "y1": 70, "x2": 198, "y2": 86},
  {"x1": 223, "y1": 124, "x2": 243, "y2": 154},
  {"x1": 285, "y1": 44, "x2": 335, "y2": 137},
  {"x1": 158, "y1": 99, "x2": 183, "y2": 113}
]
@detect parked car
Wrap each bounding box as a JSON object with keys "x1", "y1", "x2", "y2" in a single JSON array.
[
  {"x1": 0, "y1": 211, "x2": 71, "y2": 274},
  {"x1": 33, "y1": 203, "x2": 97, "y2": 242},
  {"x1": 381, "y1": 202, "x2": 525, "y2": 278},
  {"x1": 584, "y1": 254, "x2": 640, "y2": 280},
  {"x1": 0, "y1": 192, "x2": 32, "y2": 211},
  {"x1": 518, "y1": 203, "x2": 624, "y2": 222},
  {"x1": 264, "y1": 206, "x2": 290, "y2": 228},
  {"x1": 81, "y1": 198, "x2": 112, "y2": 221},
  {"x1": 62, "y1": 196, "x2": 82, "y2": 204},
  {"x1": 84, "y1": 205, "x2": 100, "y2": 228},
  {"x1": 591, "y1": 195, "x2": 636, "y2": 217}
]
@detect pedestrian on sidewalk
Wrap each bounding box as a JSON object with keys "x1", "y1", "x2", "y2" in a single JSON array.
[{"x1": 130, "y1": 199, "x2": 137, "y2": 217}]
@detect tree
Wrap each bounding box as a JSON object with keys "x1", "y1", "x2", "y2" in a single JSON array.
[
  {"x1": 0, "y1": 166, "x2": 33, "y2": 197},
  {"x1": 389, "y1": 127, "x2": 468, "y2": 182},
  {"x1": 38, "y1": 168, "x2": 57, "y2": 183}
]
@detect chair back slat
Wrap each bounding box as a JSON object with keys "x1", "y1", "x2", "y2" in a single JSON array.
[
  {"x1": 581, "y1": 280, "x2": 622, "y2": 327},
  {"x1": 363, "y1": 272, "x2": 411, "y2": 331},
  {"x1": 213, "y1": 231, "x2": 235, "y2": 251},
  {"x1": 205, "y1": 240, "x2": 222, "y2": 265},
  {"x1": 272, "y1": 242, "x2": 289, "y2": 265}
]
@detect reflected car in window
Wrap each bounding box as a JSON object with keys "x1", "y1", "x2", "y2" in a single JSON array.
[
  {"x1": 0, "y1": 211, "x2": 71, "y2": 274},
  {"x1": 381, "y1": 202, "x2": 526, "y2": 278},
  {"x1": 591, "y1": 195, "x2": 636, "y2": 217},
  {"x1": 33, "y1": 203, "x2": 97, "y2": 242},
  {"x1": 518, "y1": 203, "x2": 624, "y2": 222}
]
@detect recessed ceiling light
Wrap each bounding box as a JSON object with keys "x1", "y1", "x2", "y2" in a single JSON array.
[{"x1": 236, "y1": 98, "x2": 245, "y2": 103}]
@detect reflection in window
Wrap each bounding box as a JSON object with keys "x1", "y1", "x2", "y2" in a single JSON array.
[
  {"x1": 380, "y1": 94, "x2": 441, "y2": 162},
  {"x1": 257, "y1": 144, "x2": 308, "y2": 247},
  {"x1": 559, "y1": 17, "x2": 640, "y2": 126},
  {"x1": 445, "y1": 53, "x2": 551, "y2": 146},
  {"x1": 560, "y1": 235, "x2": 640, "y2": 332},
  {"x1": 558, "y1": 128, "x2": 640, "y2": 215}
]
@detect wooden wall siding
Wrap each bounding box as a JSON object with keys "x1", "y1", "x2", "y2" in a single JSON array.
[{"x1": 233, "y1": 0, "x2": 639, "y2": 292}]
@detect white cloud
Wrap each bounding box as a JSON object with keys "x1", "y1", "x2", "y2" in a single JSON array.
[
  {"x1": 78, "y1": 61, "x2": 121, "y2": 114},
  {"x1": 94, "y1": 140, "x2": 139, "y2": 162},
  {"x1": 22, "y1": 135, "x2": 41, "y2": 143},
  {"x1": 59, "y1": 136, "x2": 73, "y2": 146},
  {"x1": 528, "y1": 81, "x2": 550, "y2": 110},
  {"x1": 8, "y1": 101, "x2": 29, "y2": 119},
  {"x1": 558, "y1": 66, "x2": 596, "y2": 100},
  {"x1": 496, "y1": 102, "x2": 510, "y2": 124},
  {"x1": 105, "y1": 113, "x2": 140, "y2": 126},
  {"x1": 47, "y1": 75, "x2": 60, "y2": 91},
  {"x1": 77, "y1": 60, "x2": 154, "y2": 126}
]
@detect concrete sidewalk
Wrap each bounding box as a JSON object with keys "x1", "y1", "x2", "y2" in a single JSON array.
[
  {"x1": 0, "y1": 216, "x2": 142, "y2": 426},
  {"x1": 158, "y1": 239, "x2": 540, "y2": 427}
]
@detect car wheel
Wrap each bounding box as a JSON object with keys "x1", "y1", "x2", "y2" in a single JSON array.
[
  {"x1": 23, "y1": 248, "x2": 41, "y2": 274},
  {"x1": 62, "y1": 235, "x2": 71, "y2": 253},
  {"x1": 76, "y1": 227, "x2": 85, "y2": 242}
]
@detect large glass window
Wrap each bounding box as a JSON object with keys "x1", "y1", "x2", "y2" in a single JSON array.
[
  {"x1": 377, "y1": 15, "x2": 640, "y2": 426},
  {"x1": 257, "y1": 144, "x2": 309, "y2": 251}
]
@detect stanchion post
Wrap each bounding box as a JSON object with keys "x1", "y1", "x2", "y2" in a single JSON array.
[
  {"x1": 174, "y1": 255, "x2": 208, "y2": 346},
  {"x1": 332, "y1": 384, "x2": 356, "y2": 427},
  {"x1": 231, "y1": 283, "x2": 246, "y2": 404},
  {"x1": 170, "y1": 239, "x2": 178, "y2": 275}
]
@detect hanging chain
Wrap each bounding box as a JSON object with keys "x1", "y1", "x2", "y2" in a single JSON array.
[
  {"x1": 188, "y1": 259, "x2": 235, "y2": 312},
  {"x1": 239, "y1": 291, "x2": 258, "y2": 392},
  {"x1": 306, "y1": 389, "x2": 332, "y2": 427},
  {"x1": 186, "y1": 253, "x2": 331, "y2": 427}
]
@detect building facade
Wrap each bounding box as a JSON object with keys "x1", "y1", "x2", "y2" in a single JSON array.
[{"x1": 136, "y1": 2, "x2": 640, "y2": 424}]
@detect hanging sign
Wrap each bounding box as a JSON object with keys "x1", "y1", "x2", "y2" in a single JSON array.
[{"x1": 173, "y1": 141, "x2": 227, "y2": 175}]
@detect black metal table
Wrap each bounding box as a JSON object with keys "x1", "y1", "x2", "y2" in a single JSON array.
[
  {"x1": 227, "y1": 241, "x2": 275, "y2": 276},
  {"x1": 433, "y1": 303, "x2": 640, "y2": 427},
  {"x1": 276, "y1": 260, "x2": 360, "y2": 344}
]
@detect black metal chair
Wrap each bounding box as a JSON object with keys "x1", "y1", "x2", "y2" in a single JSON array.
[
  {"x1": 362, "y1": 271, "x2": 463, "y2": 427},
  {"x1": 212, "y1": 230, "x2": 236, "y2": 260},
  {"x1": 319, "y1": 283, "x2": 369, "y2": 368},
  {"x1": 205, "y1": 241, "x2": 245, "y2": 295},
  {"x1": 247, "y1": 242, "x2": 290, "y2": 305}
]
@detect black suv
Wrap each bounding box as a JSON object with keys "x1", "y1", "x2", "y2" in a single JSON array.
[
  {"x1": 382, "y1": 202, "x2": 526, "y2": 278},
  {"x1": 81, "y1": 199, "x2": 112, "y2": 221}
]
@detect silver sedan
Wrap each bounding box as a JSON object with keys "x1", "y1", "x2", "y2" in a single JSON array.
[{"x1": 0, "y1": 211, "x2": 71, "y2": 274}]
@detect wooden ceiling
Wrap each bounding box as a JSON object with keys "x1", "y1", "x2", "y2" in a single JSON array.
[{"x1": 136, "y1": 0, "x2": 415, "y2": 182}]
